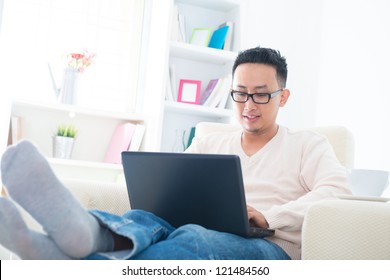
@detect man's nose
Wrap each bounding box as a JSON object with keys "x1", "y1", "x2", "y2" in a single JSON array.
[{"x1": 244, "y1": 96, "x2": 257, "y2": 109}]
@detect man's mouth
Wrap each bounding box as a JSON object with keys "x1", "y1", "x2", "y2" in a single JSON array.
[{"x1": 243, "y1": 115, "x2": 260, "y2": 121}]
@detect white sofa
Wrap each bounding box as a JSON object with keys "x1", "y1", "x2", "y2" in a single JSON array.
[
  {"x1": 1, "y1": 122, "x2": 389, "y2": 259},
  {"x1": 196, "y1": 122, "x2": 390, "y2": 259}
]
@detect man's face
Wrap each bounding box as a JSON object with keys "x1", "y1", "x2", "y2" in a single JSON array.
[{"x1": 232, "y1": 63, "x2": 289, "y2": 135}]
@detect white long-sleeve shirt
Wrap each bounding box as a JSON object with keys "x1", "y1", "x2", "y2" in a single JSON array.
[{"x1": 186, "y1": 125, "x2": 351, "y2": 259}]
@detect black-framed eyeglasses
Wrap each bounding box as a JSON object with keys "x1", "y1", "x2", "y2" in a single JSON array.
[{"x1": 230, "y1": 89, "x2": 283, "y2": 104}]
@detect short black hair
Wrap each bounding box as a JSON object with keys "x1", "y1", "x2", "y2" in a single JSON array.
[{"x1": 232, "y1": 47, "x2": 288, "y2": 88}]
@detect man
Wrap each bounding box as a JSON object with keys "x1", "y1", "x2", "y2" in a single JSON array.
[{"x1": 0, "y1": 47, "x2": 351, "y2": 260}]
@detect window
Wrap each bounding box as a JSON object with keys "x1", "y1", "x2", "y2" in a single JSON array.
[{"x1": 0, "y1": 0, "x2": 145, "y2": 113}]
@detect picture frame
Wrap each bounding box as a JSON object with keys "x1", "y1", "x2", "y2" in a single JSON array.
[
  {"x1": 177, "y1": 79, "x2": 201, "y2": 105},
  {"x1": 189, "y1": 28, "x2": 212, "y2": 47}
]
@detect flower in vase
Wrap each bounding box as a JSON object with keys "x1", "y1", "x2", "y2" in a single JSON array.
[{"x1": 66, "y1": 50, "x2": 96, "y2": 73}]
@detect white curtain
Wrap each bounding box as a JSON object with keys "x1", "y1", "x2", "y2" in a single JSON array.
[{"x1": 0, "y1": 0, "x2": 11, "y2": 155}]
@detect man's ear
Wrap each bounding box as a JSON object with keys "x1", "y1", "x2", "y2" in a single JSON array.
[{"x1": 279, "y1": 89, "x2": 290, "y2": 107}]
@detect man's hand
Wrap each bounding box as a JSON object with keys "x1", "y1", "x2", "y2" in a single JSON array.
[{"x1": 247, "y1": 205, "x2": 269, "y2": 228}]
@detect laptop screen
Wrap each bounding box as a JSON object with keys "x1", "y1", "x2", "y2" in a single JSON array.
[{"x1": 121, "y1": 151, "x2": 251, "y2": 236}]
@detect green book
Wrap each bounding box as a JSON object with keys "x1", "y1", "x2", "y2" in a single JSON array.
[{"x1": 186, "y1": 127, "x2": 196, "y2": 149}]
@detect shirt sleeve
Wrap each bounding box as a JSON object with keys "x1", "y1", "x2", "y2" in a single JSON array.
[{"x1": 262, "y1": 134, "x2": 352, "y2": 232}]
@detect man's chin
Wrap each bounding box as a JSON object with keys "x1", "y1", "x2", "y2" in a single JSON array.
[{"x1": 243, "y1": 125, "x2": 262, "y2": 135}]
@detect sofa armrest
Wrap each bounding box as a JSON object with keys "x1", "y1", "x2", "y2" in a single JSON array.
[{"x1": 302, "y1": 199, "x2": 390, "y2": 259}]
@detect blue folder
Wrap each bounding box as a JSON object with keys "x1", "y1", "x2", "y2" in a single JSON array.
[{"x1": 208, "y1": 26, "x2": 229, "y2": 49}]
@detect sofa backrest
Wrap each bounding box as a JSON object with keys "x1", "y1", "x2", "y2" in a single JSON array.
[{"x1": 195, "y1": 122, "x2": 355, "y2": 168}]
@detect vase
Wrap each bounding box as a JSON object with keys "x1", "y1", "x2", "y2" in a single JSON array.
[
  {"x1": 58, "y1": 67, "x2": 80, "y2": 105},
  {"x1": 53, "y1": 136, "x2": 75, "y2": 159},
  {"x1": 172, "y1": 129, "x2": 186, "y2": 153}
]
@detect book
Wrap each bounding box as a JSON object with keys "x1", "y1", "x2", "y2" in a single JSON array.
[
  {"x1": 208, "y1": 25, "x2": 229, "y2": 49},
  {"x1": 217, "y1": 74, "x2": 232, "y2": 109},
  {"x1": 165, "y1": 66, "x2": 175, "y2": 101},
  {"x1": 171, "y1": 5, "x2": 186, "y2": 42},
  {"x1": 165, "y1": 81, "x2": 173, "y2": 101},
  {"x1": 208, "y1": 77, "x2": 227, "y2": 108},
  {"x1": 169, "y1": 64, "x2": 177, "y2": 100},
  {"x1": 170, "y1": 5, "x2": 179, "y2": 42},
  {"x1": 202, "y1": 78, "x2": 224, "y2": 107},
  {"x1": 225, "y1": 91, "x2": 234, "y2": 109},
  {"x1": 186, "y1": 126, "x2": 196, "y2": 149},
  {"x1": 178, "y1": 13, "x2": 186, "y2": 42},
  {"x1": 219, "y1": 21, "x2": 234, "y2": 51},
  {"x1": 104, "y1": 123, "x2": 136, "y2": 164},
  {"x1": 128, "y1": 124, "x2": 146, "y2": 151},
  {"x1": 200, "y1": 79, "x2": 219, "y2": 105},
  {"x1": 10, "y1": 115, "x2": 24, "y2": 144},
  {"x1": 203, "y1": 78, "x2": 228, "y2": 107},
  {"x1": 7, "y1": 119, "x2": 12, "y2": 146}
]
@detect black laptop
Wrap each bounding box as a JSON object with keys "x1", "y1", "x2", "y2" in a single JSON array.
[{"x1": 121, "y1": 151, "x2": 275, "y2": 238}]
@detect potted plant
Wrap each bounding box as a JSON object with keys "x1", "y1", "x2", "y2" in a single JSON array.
[{"x1": 53, "y1": 124, "x2": 78, "y2": 159}]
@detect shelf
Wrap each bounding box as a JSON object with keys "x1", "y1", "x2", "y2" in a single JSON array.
[
  {"x1": 47, "y1": 157, "x2": 123, "y2": 171},
  {"x1": 12, "y1": 99, "x2": 145, "y2": 122},
  {"x1": 170, "y1": 41, "x2": 237, "y2": 64},
  {"x1": 176, "y1": 0, "x2": 239, "y2": 13},
  {"x1": 48, "y1": 157, "x2": 124, "y2": 183},
  {"x1": 10, "y1": 100, "x2": 146, "y2": 167},
  {"x1": 164, "y1": 101, "x2": 232, "y2": 118}
]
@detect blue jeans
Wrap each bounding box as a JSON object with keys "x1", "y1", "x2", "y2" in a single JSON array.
[{"x1": 85, "y1": 209, "x2": 290, "y2": 260}]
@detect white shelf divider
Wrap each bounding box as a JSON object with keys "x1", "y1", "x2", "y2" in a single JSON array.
[
  {"x1": 164, "y1": 101, "x2": 232, "y2": 118},
  {"x1": 170, "y1": 41, "x2": 237, "y2": 64}
]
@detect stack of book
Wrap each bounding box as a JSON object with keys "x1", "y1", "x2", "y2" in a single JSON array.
[
  {"x1": 171, "y1": 3, "x2": 234, "y2": 51},
  {"x1": 200, "y1": 74, "x2": 232, "y2": 109}
]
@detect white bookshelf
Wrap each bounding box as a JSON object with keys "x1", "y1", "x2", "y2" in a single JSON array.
[
  {"x1": 10, "y1": 99, "x2": 145, "y2": 182},
  {"x1": 160, "y1": 0, "x2": 242, "y2": 152}
]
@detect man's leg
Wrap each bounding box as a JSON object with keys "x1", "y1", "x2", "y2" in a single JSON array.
[
  {"x1": 0, "y1": 140, "x2": 114, "y2": 258},
  {"x1": 132, "y1": 224, "x2": 290, "y2": 260},
  {"x1": 86, "y1": 209, "x2": 175, "y2": 259},
  {"x1": 0, "y1": 197, "x2": 71, "y2": 259}
]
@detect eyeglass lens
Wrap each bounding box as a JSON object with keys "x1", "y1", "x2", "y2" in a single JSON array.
[{"x1": 232, "y1": 92, "x2": 269, "y2": 104}]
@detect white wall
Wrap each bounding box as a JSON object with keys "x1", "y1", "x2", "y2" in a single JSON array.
[
  {"x1": 0, "y1": 0, "x2": 3, "y2": 30},
  {"x1": 316, "y1": 0, "x2": 390, "y2": 171},
  {"x1": 242, "y1": 0, "x2": 324, "y2": 129},
  {"x1": 242, "y1": 0, "x2": 390, "y2": 171}
]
